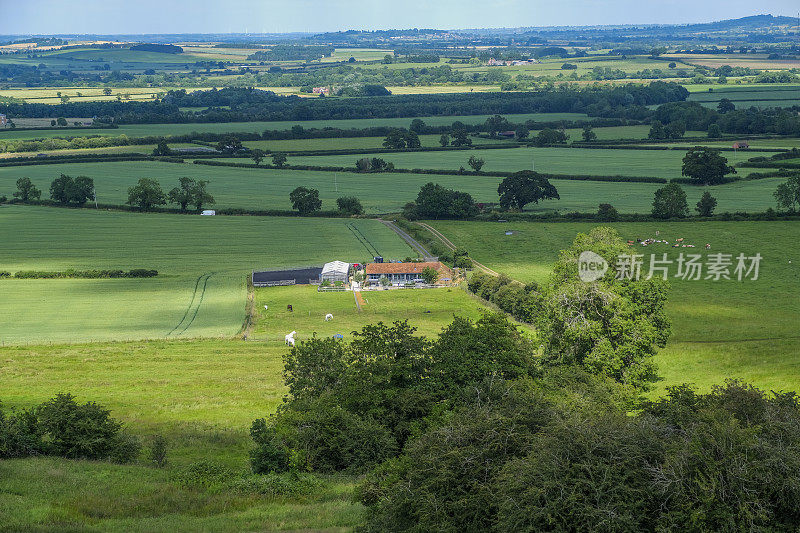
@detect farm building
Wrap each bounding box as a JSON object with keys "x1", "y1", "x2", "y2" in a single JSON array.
[
  {"x1": 733, "y1": 141, "x2": 750, "y2": 149},
  {"x1": 0, "y1": 114, "x2": 7, "y2": 127},
  {"x1": 253, "y1": 266, "x2": 323, "y2": 287},
  {"x1": 320, "y1": 261, "x2": 350, "y2": 283},
  {"x1": 366, "y1": 261, "x2": 453, "y2": 285}
]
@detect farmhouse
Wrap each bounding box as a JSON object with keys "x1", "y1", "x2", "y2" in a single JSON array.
[
  {"x1": 312, "y1": 86, "x2": 330, "y2": 95},
  {"x1": 366, "y1": 261, "x2": 453, "y2": 285},
  {"x1": 320, "y1": 260, "x2": 350, "y2": 284},
  {"x1": 733, "y1": 141, "x2": 750, "y2": 149}
]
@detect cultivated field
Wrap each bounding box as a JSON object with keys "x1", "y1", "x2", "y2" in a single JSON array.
[
  {"x1": 1, "y1": 159, "x2": 788, "y2": 214},
  {"x1": 288, "y1": 145, "x2": 774, "y2": 178},
  {"x1": 0, "y1": 206, "x2": 415, "y2": 344},
  {"x1": 0, "y1": 112, "x2": 589, "y2": 140}
]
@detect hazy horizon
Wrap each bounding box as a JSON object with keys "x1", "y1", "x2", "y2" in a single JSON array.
[{"x1": 2, "y1": 0, "x2": 798, "y2": 36}]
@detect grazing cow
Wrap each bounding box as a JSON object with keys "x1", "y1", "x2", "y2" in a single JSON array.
[
  {"x1": 325, "y1": 313, "x2": 333, "y2": 321},
  {"x1": 285, "y1": 330, "x2": 296, "y2": 346}
]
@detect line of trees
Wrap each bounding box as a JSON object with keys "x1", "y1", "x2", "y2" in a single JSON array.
[
  {"x1": 127, "y1": 177, "x2": 214, "y2": 211},
  {"x1": 1, "y1": 83, "x2": 689, "y2": 124}
]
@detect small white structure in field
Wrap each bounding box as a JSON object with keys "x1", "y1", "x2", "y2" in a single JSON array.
[
  {"x1": 325, "y1": 313, "x2": 333, "y2": 321},
  {"x1": 201, "y1": 210, "x2": 216, "y2": 216},
  {"x1": 320, "y1": 261, "x2": 350, "y2": 284},
  {"x1": 285, "y1": 331, "x2": 296, "y2": 346}
]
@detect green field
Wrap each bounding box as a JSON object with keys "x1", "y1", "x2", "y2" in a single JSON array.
[
  {"x1": 427, "y1": 220, "x2": 800, "y2": 396},
  {"x1": 0, "y1": 280, "x2": 500, "y2": 531},
  {"x1": 242, "y1": 133, "x2": 509, "y2": 152},
  {"x1": 1, "y1": 159, "x2": 788, "y2": 214},
  {"x1": 250, "y1": 284, "x2": 499, "y2": 342},
  {"x1": 0, "y1": 112, "x2": 588, "y2": 141},
  {"x1": 0, "y1": 206, "x2": 415, "y2": 344},
  {"x1": 288, "y1": 145, "x2": 774, "y2": 178},
  {"x1": 2, "y1": 159, "x2": 789, "y2": 214}
]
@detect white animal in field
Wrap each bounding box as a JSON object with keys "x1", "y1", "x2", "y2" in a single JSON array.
[
  {"x1": 325, "y1": 313, "x2": 333, "y2": 321},
  {"x1": 285, "y1": 331, "x2": 296, "y2": 346},
  {"x1": 264, "y1": 305, "x2": 268, "y2": 310}
]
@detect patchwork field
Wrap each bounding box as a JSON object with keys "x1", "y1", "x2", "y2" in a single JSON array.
[
  {"x1": 427, "y1": 220, "x2": 800, "y2": 395},
  {"x1": 0, "y1": 112, "x2": 589, "y2": 140},
  {"x1": 0, "y1": 206, "x2": 415, "y2": 344},
  {"x1": 0, "y1": 159, "x2": 788, "y2": 214},
  {"x1": 289, "y1": 145, "x2": 774, "y2": 178}
]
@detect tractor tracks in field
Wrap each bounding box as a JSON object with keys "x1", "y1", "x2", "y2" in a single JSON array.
[
  {"x1": 347, "y1": 222, "x2": 381, "y2": 258},
  {"x1": 167, "y1": 272, "x2": 214, "y2": 337}
]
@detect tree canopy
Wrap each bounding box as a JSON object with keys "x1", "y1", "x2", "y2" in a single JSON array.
[
  {"x1": 289, "y1": 186, "x2": 322, "y2": 215},
  {"x1": 652, "y1": 182, "x2": 689, "y2": 219},
  {"x1": 497, "y1": 171, "x2": 560, "y2": 211},
  {"x1": 682, "y1": 147, "x2": 736, "y2": 185}
]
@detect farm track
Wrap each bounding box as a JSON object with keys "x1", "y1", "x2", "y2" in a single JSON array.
[
  {"x1": 415, "y1": 222, "x2": 504, "y2": 277},
  {"x1": 378, "y1": 219, "x2": 435, "y2": 260}
]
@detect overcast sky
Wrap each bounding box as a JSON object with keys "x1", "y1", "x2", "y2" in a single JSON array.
[{"x1": 2, "y1": 0, "x2": 798, "y2": 35}]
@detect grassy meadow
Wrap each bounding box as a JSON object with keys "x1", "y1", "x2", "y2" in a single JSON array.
[
  {"x1": 0, "y1": 284, "x2": 497, "y2": 531},
  {"x1": 0, "y1": 206, "x2": 415, "y2": 344},
  {"x1": 428, "y1": 220, "x2": 800, "y2": 395}
]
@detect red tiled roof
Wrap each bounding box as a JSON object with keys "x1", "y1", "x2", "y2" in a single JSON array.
[{"x1": 365, "y1": 261, "x2": 452, "y2": 276}]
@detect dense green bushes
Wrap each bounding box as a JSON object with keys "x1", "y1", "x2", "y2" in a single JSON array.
[
  {"x1": 9, "y1": 269, "x2": 158, "y2": 279},
  {"x1": 468, "y1": 273, "x2": 541, "y2": 322},
  {"x1": 250, "y1": 315, "x2": 535, "y2": 475},
  {"x1": 0, "y1": 393, "x2": 139, "y2": 462},
  {"x1": 361, "y1": 377, "x2": 800, "y2": 532},
  {"x1": 403, "y1": 182, "x2": 478, "y2": 220}
]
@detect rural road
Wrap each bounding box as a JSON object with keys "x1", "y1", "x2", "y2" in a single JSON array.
[{"x1": 414, "y1": 222, "x2": 503, "y2": 277}]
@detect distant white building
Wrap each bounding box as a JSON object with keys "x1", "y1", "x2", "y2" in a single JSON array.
[
  {"x1": 200, "y1": 210, "x2": 216, "y2": 216},
  {"x1": 0, "y1": 114, "x2": 7, "y2": 127},
  {"x1": 321, "y1": 261, "x2": 350, "y2": 284}
]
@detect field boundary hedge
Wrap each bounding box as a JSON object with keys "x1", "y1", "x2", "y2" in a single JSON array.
[
  {"x1": 8, "y1": 199, "x2": 357, "y2": 218},
  {"x1": 0, "y1": 154, "x2": 181, "y2": 167},
  {"x1": 192, "y1": 159, "x2": 668, "y2": 183},
  {"x1": 474, "y1": 210, "x2": 800, "y2": 223},
  {"x1": 8, "y1": 269, "x2": 158, "y2": 279}
]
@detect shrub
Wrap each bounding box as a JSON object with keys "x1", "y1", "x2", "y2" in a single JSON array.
[
  {"x1": 29, "y1": 393, "x2": 139, "y2": 462},
  {"x1": 336, "y1": 196, "x2": 364, "y2": 215},
  {"x1": 597, "y1": 203, "x2": 619, "y2": 221},
  {"x1": 249, "y1": 418, "x2": 292, "y2": 474},
  {"x1": 271, "y1": 399, "x2": 399, "y2": 473},
  {"x1": 0, "y1": 404, "x2": 42, "y2": 458}
]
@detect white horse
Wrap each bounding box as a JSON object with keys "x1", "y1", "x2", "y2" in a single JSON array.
[
  {"x1": 325, "y1": 313, "x2": 333, "y2": 321},
  {"x1": 285, "y1": 330, "x2": 296, "y2": 346}
]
